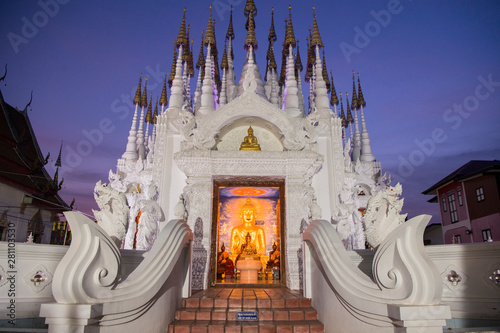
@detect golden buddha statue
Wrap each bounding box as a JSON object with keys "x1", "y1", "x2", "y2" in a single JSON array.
[
  {"x1": 230, "y1": 198, "x2": 266, "y2": 256},
  {"x1": 239, "y1": 126, "x2": 261, "y2": 151}
]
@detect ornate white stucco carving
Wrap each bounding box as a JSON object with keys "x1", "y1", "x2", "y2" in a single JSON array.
[
  {"x1": 363, "y1": 183, "x2": 407, "y2": 249},
  {"x1": 92, "y1": 180, "x2": 129, "y2": 248}
]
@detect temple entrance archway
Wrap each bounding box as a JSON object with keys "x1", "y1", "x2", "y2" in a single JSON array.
[{"x1": 211, "y1": 177, "x2": 285, "y2": 286}]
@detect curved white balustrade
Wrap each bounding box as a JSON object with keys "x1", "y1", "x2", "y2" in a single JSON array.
[
  {"x1": 41, "y1": 211, "x2": 193, "y2": 332},
  {"x1": 302, "y1": 215, "x2": 451, "y2": 333}
]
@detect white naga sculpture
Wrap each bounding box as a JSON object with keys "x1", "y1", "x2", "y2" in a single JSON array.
[
  {"x1": 363, "y1": 182, "x2": 407, "y2": 248},
  {"x1": 103, "y1": 163, "x2": 162, "y2": 251},
  {"x1": 332, "y1": 176, "x2": 366, "y2": 250},
  {"x1": 93, "y1": 180, "x2": 129, "y2": 247}
]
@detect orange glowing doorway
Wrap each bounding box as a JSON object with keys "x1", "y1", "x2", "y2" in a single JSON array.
[{"x1": 211, "y1": 177, "x2": 285, "y2": 286}]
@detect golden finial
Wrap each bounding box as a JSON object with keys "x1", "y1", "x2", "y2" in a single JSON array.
[
  {"x1": 145, "y1": 92, "x2": 153, "y2": 123},
  {"x1": 133, "y1": 73, "x2": 142, "y2": 106},
  {"x1": 244, "y1": 0, "x2": 257, "y2": 18},
  {"x1": 160, "y1": 74, "x2": 167, "y2": 106},
  {"x1": 226, "y1": 5, "x2": 235, "y2": 40},
  {"x1": 168, "y1": 46, "x2": 177, "y2": 87},
  {"x1": 295, "y1": 40, "x2": 303, "y2": 72},
  {"x1": 153, "y1": 96, "x2": 158, "y2": 124},
  {"x1": 196, "y1": 31, "x2": 205, "y2": 69},
  {"x1": 204, "y1": 6, "x2": 216, "y2": 47},
  {"x1": 351, "y1": 70, "x2": 358, "y2": 110},
  {"x1": 175, "y1": 8, "x2": 188, "y2": 49},
  {"x1": 221, "y1": 40, "x2": 229, "y2": 70},
  {"x1": 357, "y1": 73, "x2": 366, "y2": 107},
  {"x1": 267, "y1": 40, "x2": 277, "y2": 70},
  {"x1": 183, "y1": 24, "x2": 191, "y2": 63},
  {"x1": 268, "y1": 7, "x2": 277, "y2": 42},
  {"x1": 339, "y1": 92, "x2": 347, "y2": 127},
  {"x1": 322, "y1": 49, "x2": 330, "y2": 92},
  {"x1": 140, "y1": 77, "x2": 148, "y2": 108},
  {"x1": 239, "y1": 126, "x2": 261, "y2": 151},
  {"x1": 330, "y1": 70, "x2": 339, "y2": 106},
  {"x1": 244, "y1": 10, "x2": 258, "y2": 51},
  {"x1": 345, "y1": 92, "x2": 353, "y2": 124},
  {"x1": 310, "y1": 7, "x2": 324, "y2": 48},
  {"x1": 187, "y1": 38, "x2": 195, "y2": 77},
  {"x1": 284, "y1": 5, "x2": 296, "y2": 48}
]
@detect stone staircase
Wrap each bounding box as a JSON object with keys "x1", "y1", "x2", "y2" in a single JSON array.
[{"x1": 168, "y1": 287, "x2": 324, "y2": 332}]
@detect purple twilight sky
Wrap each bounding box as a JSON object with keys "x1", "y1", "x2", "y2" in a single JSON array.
[{"x1": 1, "y1": 0, "x2": 499, "y2": 223}]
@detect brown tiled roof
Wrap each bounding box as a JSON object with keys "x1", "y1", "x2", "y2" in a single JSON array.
[{"x1": 422, "y1": 160, "x2": 500, "y2": 195}]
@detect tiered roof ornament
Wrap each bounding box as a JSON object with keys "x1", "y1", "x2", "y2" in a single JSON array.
[
  {"x1": 204, "y1": 7, "x2": 215, "y2": 47},
  {"x1": 330, "y1": 71, "x2": 339, "y2": 107},
  {"x1": 284, "y1": 6, "x2": 296, "y2": 49},
  {"x1": 168, "y1": 46, "x2": 177, "y2": 87},
  {"x1": 244, "y1": 11, "x2": 258, "y2": 51},
  {"x1": 357, "y1": 74, "x2": 366, "y2": 107},
  {"x1": 322, "y1": 50, "x2": 330, "y2": 92},
  {"x1": 160, "y1": 74, "x2": 168, "y2": 110},
  {"x1": 175, "y1": 8, "x2": 188, "y2": 50},
  {"x1": 133, "y1": 73, "x2": 142, "y2": 106},
  {"x1": 310, "y1": 7, "x2": 324, "y2": 48},
  {"x1": 351, "y1": 71, "x2": 358, "y2": 110},
  {"x1": 226, "y1": 5, "x2": 235, "y2": 60}
]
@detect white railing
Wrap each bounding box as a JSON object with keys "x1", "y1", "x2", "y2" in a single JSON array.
[
  {"x1": 38, "y1": 211, "x2": 192, "y2": 333},
  {"x1": 302, "y1": 215, "x2": 451, "y2": 333}
]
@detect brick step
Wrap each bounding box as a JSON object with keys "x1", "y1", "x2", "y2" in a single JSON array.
[
  {"x1": 168, "y1": 319, "x2": 325, "y2": 332},
  {"x1": 182, "y1": 297, "x2": 312, "y2": 309},
  {"x1": 175, "y1": 307, "x2": 318, "y2": 321}
]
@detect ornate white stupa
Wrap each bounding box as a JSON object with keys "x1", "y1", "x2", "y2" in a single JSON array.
[
  {"x1": 93, "y1": 3, "x2": 393, "y2": 291},
  {"x1": 37, "y1": 3, "x2": 492, "y2": 333}
]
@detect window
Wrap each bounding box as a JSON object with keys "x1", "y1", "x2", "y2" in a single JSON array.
[
  {"x1": 448, "y1": 191, "x2": 458, "y2": 223},
  {"x1": 454, "y1": 235, "x2": 461, "y2": 244},
  {"x1": 482, "y1": 229, "x2": 492, "y2": 242},
  {"x1": 476, "y1": 187, "x2": 485, "y2": 202},
  {"x1": 457, "y1": 186, "x2": 463, "y2": 206},
  {"x1": 442, "y1": 194, "x2": 447, "y2": 212}
]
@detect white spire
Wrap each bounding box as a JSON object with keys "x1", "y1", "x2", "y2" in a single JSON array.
[
  {"x1": 227, "y1": 37, "x2": 237, "y2": 102},
  {"x1": 352, "y1": 107, "x2": 361, "y2": 162},
  {"x1": 122, "y1": 103, "x2": 139, "y2": 160},
  {"x1": 313, "y1": 45, "x2": 331, "y2": 117},
  {"x1": 297, "y1": 67, "x2": 306, "y2": 116},
  {"x1": 283, "y1": 44, "x2": 301, "y2": 117},
  {"x1": 136, "y1": 102, "x2": 146, "y2": 160},
  {"x1": 168, "y1": 46, "x2": 185, "y2": 109},
  {"x1": 220, "y1": 67, "x2": 227, "y2": 106},
  {"x1": 359, "y1": 104, "x2": 375, "y2": 161},
  {"x1": 194, "y1": 65, "x2": 203, "y2": 113},
  {"x1": 270, "y1": 68, "x2": 279, "y2": 107},
  {"x1": 198, "y1": 44, "x2": 216, "y2": 115}
]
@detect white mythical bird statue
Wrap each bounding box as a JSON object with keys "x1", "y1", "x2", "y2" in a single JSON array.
[
  {"x1": 363, "y1": 183, "x2": 407, "y2": 248},
  {"x1": 93, "y1": 180, "x2": 129, "y2": 247}
]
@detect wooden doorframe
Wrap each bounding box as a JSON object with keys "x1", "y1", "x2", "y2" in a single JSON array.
[{"x1": 210, "y1": 176, "x2": 286, "y2": 286}]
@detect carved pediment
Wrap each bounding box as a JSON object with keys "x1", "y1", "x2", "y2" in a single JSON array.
[{"x1": 191, "y1": 91, "x2": 315, "y2": 151}]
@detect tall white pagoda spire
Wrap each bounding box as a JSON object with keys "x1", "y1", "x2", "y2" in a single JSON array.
[
  {"x1": 136, "y1": 78, "x2": 147, "y2": 160},
  {"x1": 169, "y1": 8, "x2": 188, "y2": 109},
  {"x1": 122, "y1": 74, "x2": 141, "y2": 160},
  {"x1": 311, "y1": 7, "x2": 331, "y2": 117},
  {"x1": 198, "y1": 7, "x2": 216, "y2": 116},
  {"x1": 351, "y1": 71, "x2": 361, "y2": 162},
  {"x1": 236, "y1": 7, "x2": 267, "y2": 99},
  {"x1": 282, "y1": 6, "x2": 301, "y2": 117},
  {"x1": 226, "y1": 6, "x2": 237, "y2": 102},
  {"x1": 358, "y1": 74, "x2": 376, "y2": 162},
  {"x1": 194, "y1": 31, "x2": 204, "y2": 113}
]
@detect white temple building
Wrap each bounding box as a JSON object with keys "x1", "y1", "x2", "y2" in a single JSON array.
[{"x1": 1, "y1": 2, "x2": 499, "y2": 332}]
